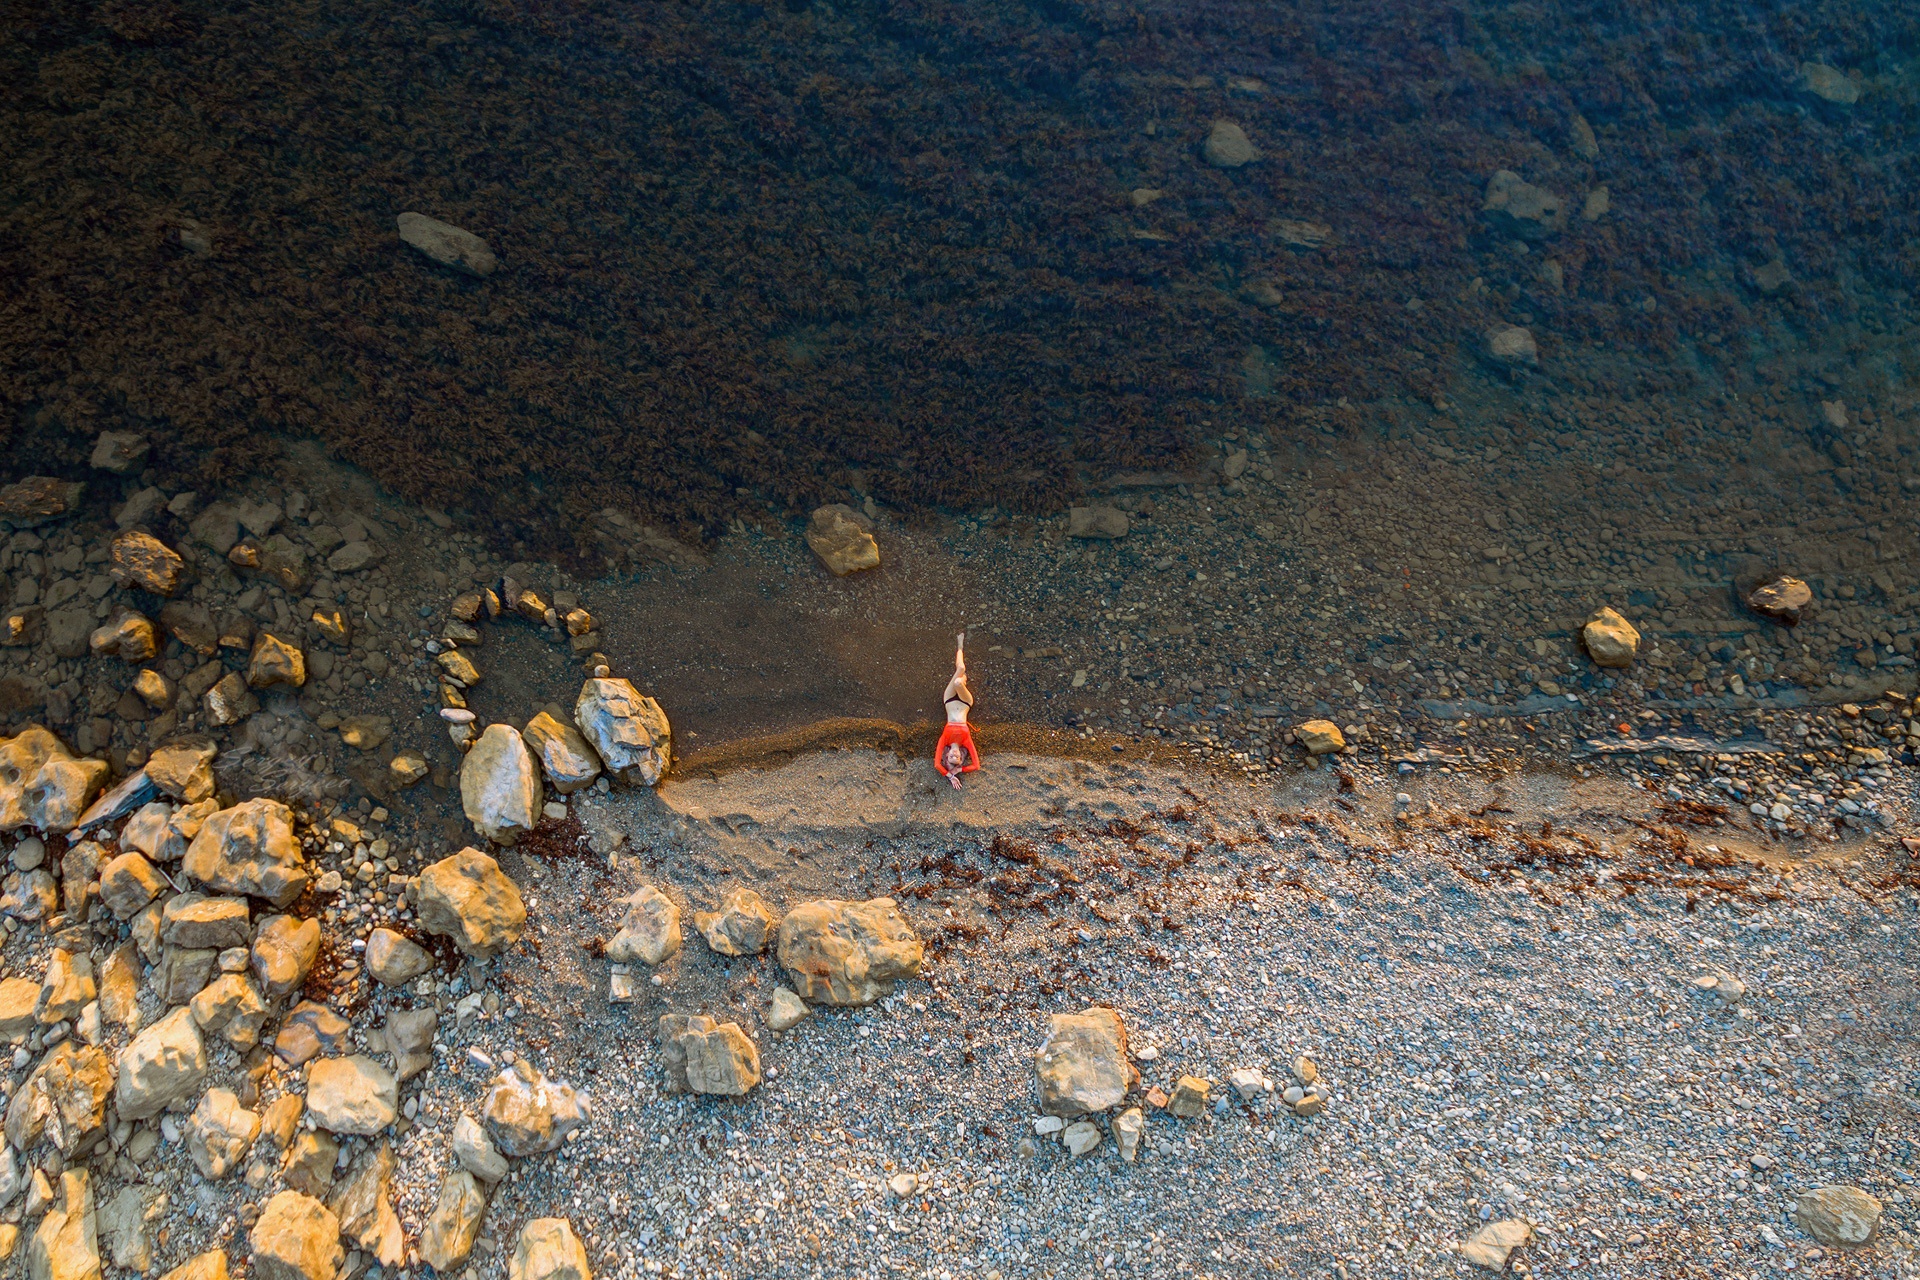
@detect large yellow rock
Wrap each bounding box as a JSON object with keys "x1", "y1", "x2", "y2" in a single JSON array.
[
  {"x1": 1582, "y1": 607, "x2": 1640, "y2": 668},
  {"x1": 1295, "y1": 720, "x2": 1346, "y2": 755},
  {"x1": 803, "y1": 505, "x2": 880, "y2": 576}
]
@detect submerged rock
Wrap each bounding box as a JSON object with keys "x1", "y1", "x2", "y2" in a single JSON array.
[
  {"x1": 397, "y1": 212, "x2": 497, "y2": 277},
  {"x1": 109, "y1": 531, "x2": 188, "y2": 597},
  {"x1": 803, "y1": 504, "x2": 881, "y2": 576},
  {"x1": 1203, "y1": 119, "x2": 1256, "y2": 167},
  {"x1": 460, "y1": 725, "x2": 539, "y2": 844},
  {"x1": 1066, "y1": 506, "x2": 1129, "y2": 540},
  {"x1": 1581, "y1": 606, "x2": 1640, "y2": 669},
  {"x1": 1482, "y1": 169, "x2": 1566, "y2": 240}
]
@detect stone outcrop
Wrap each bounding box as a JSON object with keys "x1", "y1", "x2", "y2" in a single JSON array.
[
  {"x1": 775, "y1": 898, "x2": 924, "y2": 1006},
  {"x1": 573, "y1": 679, "x2": 670, "y2": 786},
  {"x1": 459, "y1": 725, "x2": 539, "y2": 844},
  {"x1": 415, "y1": 848, "x2": 526, "y2": 959}
]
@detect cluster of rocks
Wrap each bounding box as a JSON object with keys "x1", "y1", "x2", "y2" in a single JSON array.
[
  {"x1": 1025, "y1": 1005, "x2": 1333, "y2": 1165},
  {"x1": 605, "y1": 890, "x2": 924, "y2": 1096},
  {"x1": 0, "y1": 707, "x2": 614, "y2": 1280}
]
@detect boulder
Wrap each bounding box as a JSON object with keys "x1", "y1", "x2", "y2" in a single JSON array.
[
  {"x1": 1034, "y1": 1007, "x2": 1135, "y2": 1117},
  {"x1": 186, "y1": 1088, "x2": 260, "y2": 1179},
  {"x1": 396, "y1": 212, "x2": 497, "y2": 277},
  {"x1": 1581, "y1": 606, "x2": 1640, "y2": 668},
  {"x1": 1295, "y1": 719, "x2": 1346, "y2": 755},
  {"x1": 1461, "y1": 1219, "x2": 1533, "y2": 1270},
  {"x1": 415, "y1": 848, "x2": 526, "y2": 959},
  {"x1": 252, "y1": 915, "x2": 321, "y2": 998},
  {"x1": 146, "y1": 741, "x2": 217, "y2": 802},
  {"x1": 657, "y1": 1015, "x2": 761, "y2": 1096},
  {"x1": 1066, "y1": 506, "x2": 1128, "y2": 540},
  {"x1": 419, "y1": 1171, "x2": 488, "y2": 1272},
  {"x1": 328, "y1": 1143, "x2": 403, "y2": 1268},
  {"x1": 115, "y1": 1006, "x2": 207, "y2": 1119},
  {"x1": 108, "y1": 531, "x2": 187, "y2": 597},
  {"x1": 28, "y1": 1170, "x2": 98, "y2": 1280},
  {"x1": 1795, "y1": 1185, "x2": 1881, "y2": 1247},
  {"x1": 694, "y1": 886, "x2": 777, "y2": 957},
  {"x1": 803, "y1": 504, "x2": 881, "y2": 576},
  {"x1": 364, "y1": 928, "x2": 432, "y2": 985},
  {"x1": 573, "y1": 678, "x2": 670, "y2": 786},
  {"x1": 5, "y1": 1042, "x2": 114, "y2": 1158},
  {"x1": 510, "y1": 1219, "x2": 591, "y2": 1280},
  {"x1": 306, "y1": 1056, "x2": 397, "y2": 1135},
  {"x1": 523, "y1": 711, "x2": 602, "y2": 794},
  {"x1": 184, "y1": 798, "x2": 308, "y2": 906},
  {"x1": 481, "y1": 1059, "x2": 589, "y2": 1157},
  {"x1": 163, "y1": 893, "x2": 251, "y2": 949},
  {"x1": 452, "y1": 1114, "x2": 508, "y2": 1183},
  {"x1": 248, "y1": 1191, "x2": 342, "y2": 1280},
  {"x1": 96, "y1": 853, "x2": 166, "y2": 920},
  {"x1": 247, "y1": 634, "x2": 306, "y2": 689},
  {"x1": 1203, "y1": 119, "x2": 1255, "y2": 167},
  {"x1": 189, "y1": 973, "x2": 269, "y2": 1049},
  {"x1": 0, "y1": 727, "x2": 108, "y2": 834},
  {"x1": 39, "y1": 948, "x2": 97, "y2": 1025},
  {"x1": 605, "y1": 885, "x2": 681, "y2": 966},
  {"x1": 1481, "y1": 169, "x2": 1566, "y2": 239},
  {"x1": 459, "y1": 725, "x2": 539, "y2": 844},
  {"x1": 775, "y1": 898, "x2": 924, "y2": 1006}
]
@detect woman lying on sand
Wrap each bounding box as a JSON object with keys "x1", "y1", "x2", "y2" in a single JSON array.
[{"x1": 936, "y1": 632, "x2": 980, "y2": 789}]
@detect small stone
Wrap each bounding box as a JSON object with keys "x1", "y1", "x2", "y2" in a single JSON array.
[
  {"x1": 114, "y1": 1006, "x2": 207, "y2": 1119},
  {"x1": 396, "y1": 212, "x2": 498, "y2": 276},
  {"x1": 309, "y1": 608, "x2": 351, "y2": 646},
  {"x1": 452, "y1": 1113, "x2": 509, "y2": 1183},
  {"x1": 1483, "y1": 323, "x2": 1539, "y2": 365},
  {"x1": 261, "y1": 1095, "x2": 304, "y2": 1149},
  {"x1": 1066, "y1": 507, "x2": 1129, "y2": 540},
  {"x1": 1747, "y1": 576, "x2": 1812, "y2": 625},
  {"x1": 481, "y1": 1059, "x2": 589, "y2": 1156},
  {"x1": 385, "y1": 1006, "x2": 437, "y2": 1083},
  {"x1": 7, "y1": 1041, "x2": 113, "y2": 1157},
  {"x1": 326, "y1": 541, "x2": 380, "y2": 573},
  {"x1": 766, "y1": 987, "x2": 809, "y2": 1032},
  {"x1": 694, "y1": 886, "x2": 777, "y2": 957},
  {"x1": 887, "y1": 1172, "x2": 918, "y2": 1197},
  {"x1": 1062, "y1": 1120, "x2": 1102, "y2": 1156},
  {"x1": 1799, "y1": 62, "x2": 1860, "y2": 105},
  {"x1": 337, "y1": 716, "x2": 392, "y2": 751},
  {"x1": 99, "y1": 1184, "x2": 158, "y2": 1271},
  {"x1": 163, "y1": 892, "x2": 252, "y2": 949},
  {"x1": 1228, "y1": 1068, "x2": 1267, "y2": 1103},
  {"x1": 1461, "y1": 1219, "x2": 1533, "y2": 1270},
  {"x1": 1568, "y1": 111, "x2": 1599, "y2": 159},
  {"x1": 607, "y1": 885, "x2": 681, "y2": 966},
  {"x1": 1295, "y1": 720, "x2": 1345, "y2": 755},
  {"x1": 803, "y1": 504, "x2": 881, "y2": 576},
  {"x1": 204, "y1": 672, "x2": 258, "y2": 726},
  {"x1": 273, "y1": 1002, "x2": 350, "y2": 1068},
  {"x1": 186, "y1": 1088, "x2": 261, "y2": 1179},
  {"x1": 0, "y1": 976, "x2": 38, "y2": 1037},
  {"x1": 249, "y1": 1191, "x2": 342, "y2": 1280},
  {"x1": 388, "y1": 752, "x2": 429, "y2": 787},
  {"x1": 109, "y1": 531, "x2": 187, "y2": 597},
  {"x1": 1795, "y1": 1185, "x2": 1881, "y2": 1247},
  {"x1": 247, "y1": 634, "x2": 306, "y2": 689},
  {"x1": 1582, "y1": 606, "x2": 1640, "y2": 668},
  {"x1": 307, "y1": 1056, "x2": 398, "y2": 1135},
  {"x1": 657, "y1": 1014, "x2": 762, "y2": 1096},
  {"x1": 1481, "y1": 169, "x2": 1566, "y2": 239},
  {"x1": 1167, "y1": 1075, "x2": 1213, "y2": 1119},
  {"x1": 1034, "y1": 1007, "x2": 1135, "y2": 1117},
  {"x1": 35, "y1": 948, "x2": 95, "y2": 1024},
  {"x1": 1113, "y1": 1106, "x2": 1144, "y2": 1163},
  {"x1": 435, "y1": 648, "x2": 481, "y2": 686},
  {"x1": 509, "y1": 1219, "x2": 591, "y2": 1280},
  {"x1": 1203, "y1": 120, "x2": 1255, "y2": 167},
  {"x1": 146, "y1": 740, "x2": 217, "y2": 802},
  {"x1": 460, "y1": 724, "x2": 539, "y2": 845},
  {"x1": 776, "y1": 898, "x2": 924, "y2": 1006},
  {"x1": 158, "y1": 1251, "x2": 228, "y2": 1280},
  {"x1": 1292, "y1": 1055, "x2": 1318, "y2": 1085},
  {"x1": 280, "y1": 1130, "x2": 337, "y2": 1199},
  {"x1": 132, "y1": 669, "x2": 174, "y2": 710},
  {"x1": 416, "y1": 848, "x2": 527, "y2": 959},
  {"x1": 152, "y1": 944, "x2": 218, "y2": 1005}
]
